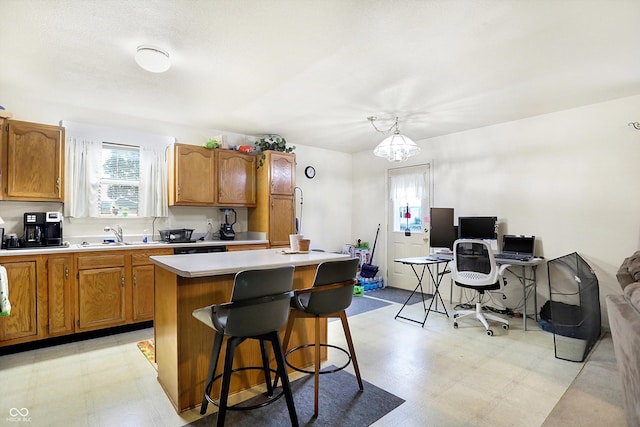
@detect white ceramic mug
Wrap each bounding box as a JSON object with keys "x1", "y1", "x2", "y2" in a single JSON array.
[{"x1": 289, "y1": 234, "x2": 303, "y2": 251}]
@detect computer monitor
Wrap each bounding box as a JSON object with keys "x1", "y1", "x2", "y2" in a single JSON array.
[
  {"x1": 457, "y1": 216, "x2": 497, "y2": 240},
  {"x1": 429, "y1": 208, "x2": 456, "y2": 250}
]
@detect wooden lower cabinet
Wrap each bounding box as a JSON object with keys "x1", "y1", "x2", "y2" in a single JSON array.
[
  {"x1": 46, "y1": 255, "x2": 74, "y2": 336},
  {"x1": 132, "y1": 265, "x2": 154, "y2": 321},
  {"x1": 0, "y1": 261, "x2": 37, "y2": 342},
  {"x1": 77, "y1": 266, "x2": 127, "y2": 331}
]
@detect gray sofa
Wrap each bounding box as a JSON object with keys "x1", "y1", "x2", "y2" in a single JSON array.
[{"x1": 606, "y1": 250, "x2": 640, "y2": 427}]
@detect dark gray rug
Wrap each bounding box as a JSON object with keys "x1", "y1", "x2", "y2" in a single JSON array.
[
  {"x1": 328, "y1": 296, "x2": 391, "y2": 322},
  {"x1": 365, "y1": 286, "x2": 433, "y2": 305},
  {"x1": 185, "y1": 368, "x2": 404, "y2": 426}
]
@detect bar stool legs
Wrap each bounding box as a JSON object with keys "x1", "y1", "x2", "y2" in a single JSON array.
[
  {"x1": 200, "y1": 331, "x2": 299, "y2": 427},
  {"x1": 339, "y1": 311, "x2": 364, "y2": 391},
  {"x1": 281, "y1": 308, "x2": 363, "y2": 417},
  {"x1": 201, "y1": 332, "x2": 224, "y2": 414}
]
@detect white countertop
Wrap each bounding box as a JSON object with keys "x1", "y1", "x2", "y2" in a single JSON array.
[
  {"x1": 0, "y1": 239, "x2": 269, "y2": 257},
  {"x1": 150, "y1": 248, "x2": 350, "y2": 278}
]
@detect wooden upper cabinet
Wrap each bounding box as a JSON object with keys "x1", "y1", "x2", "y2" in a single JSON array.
[
  {"x1": 248, "y1": 151, "x2": 296, "y2": 247},
  {"x1": 169, "y1": 143, "x2": 216, "y2": 206},
  {"x1": 270, "y1": 152, "x2": 296, "y2": 195},
  {"x1": 217, "y1": 150, "x2": 256, "y2": 206},
  {"x1": 1, "y1": 120, "x2": 64, "y2": 201},
  {"x1": 169, "y1": 144, "x2": 256, "y2": 207}
]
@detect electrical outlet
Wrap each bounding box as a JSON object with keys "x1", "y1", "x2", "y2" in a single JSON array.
[{"x1": 206, "y1": 218, "x2": 213, "y2": 227}]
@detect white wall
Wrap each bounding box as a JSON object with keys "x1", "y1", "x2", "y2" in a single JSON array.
[
  {"x1": 292, "y1": 144, "x2": 353, "y2": 252},
  {"x1": 352, "y1": 94, "x2": 640, "y2": 326}
]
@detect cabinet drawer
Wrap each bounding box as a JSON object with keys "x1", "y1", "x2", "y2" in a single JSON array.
[
  {"x1": 131, "y1": 249, "x2": 172, "y2": 266},
  {"x1": 77, "y1": 253, "x2": 125, "y2": 270}
]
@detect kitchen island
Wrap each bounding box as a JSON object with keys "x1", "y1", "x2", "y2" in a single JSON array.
[{"x1": 150, "y1": 248, "x2": 350, "y2": 413}]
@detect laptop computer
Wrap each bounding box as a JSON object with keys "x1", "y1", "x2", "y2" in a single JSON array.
[{"x1": 494, "y1": 235, "x2": 535, "y2": 261}]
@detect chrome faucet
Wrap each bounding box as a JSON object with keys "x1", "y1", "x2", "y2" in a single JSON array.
[{"x1": 104, "y1": 225, "x2": 123, "y2": 243}]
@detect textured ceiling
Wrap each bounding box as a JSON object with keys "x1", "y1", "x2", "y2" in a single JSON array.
[{"x1": 1, "y1": 0, "x2": 640, "y2": 153}]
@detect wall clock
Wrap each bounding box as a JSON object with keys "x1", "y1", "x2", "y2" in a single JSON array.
[{"x1": 304, "y1": 166, "x2": 316, "y2": 179}]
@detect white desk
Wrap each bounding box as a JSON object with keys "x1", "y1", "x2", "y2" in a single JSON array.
[
  {"x1": 393, "y1": 256, "x2": 451, "y2": 327},
  {"x1": 438, "y1": 253, "x2": 544, "y2": 331}
]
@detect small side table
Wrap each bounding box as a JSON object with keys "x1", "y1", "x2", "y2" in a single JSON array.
[{"x1": 393, "y1": 257, "x2": 451, "y2": 327}]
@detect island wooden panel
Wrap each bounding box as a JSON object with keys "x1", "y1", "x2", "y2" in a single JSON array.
[{"x1": 154, "y1": 263, "x2": 325, "y2": 413}]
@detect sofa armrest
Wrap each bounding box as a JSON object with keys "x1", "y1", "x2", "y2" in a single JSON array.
[{"x1": 606, "y1": 294, "x2": 640, "y2": 427}]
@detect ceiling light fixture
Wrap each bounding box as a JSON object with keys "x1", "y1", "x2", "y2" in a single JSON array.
[
  {"x1": 368, "y1": 116, "x2": 420, "y2": 162},
  {"x1": 135, "y1": 45, "x2": 171, "y2": 73}
]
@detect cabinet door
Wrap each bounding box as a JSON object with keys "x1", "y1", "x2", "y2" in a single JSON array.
[
  {"x1": 47, "y1": 255, "x2": 74, "y2": 336},
  {"x1": 172, "y1": 144, "x2": 215, "y2": 205},
  {"x1": 3, "y1": 120, "x2": 64, "y2": 201},
  {"x1": 269, "y1": 195, "x2": 295, "y2": 247},
  {"x1": 217, "y1": 150, "x2": 257, "y2": 206},
  {"x1": 77, "y1": 267, "x2": 126, "y2": 331},
  {"x1": 132, "y1": 264, "x2": 154, "y2": 321},
  {"x1": 270, "y1": 152, "x2": 295, "y2": 195},
  {"x1": 0, "y1": 261, "x2": 37, "y2": 341}
]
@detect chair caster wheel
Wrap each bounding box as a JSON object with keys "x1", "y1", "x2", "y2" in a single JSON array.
[
  {"x1": 486, "y1": 329, "x2": 494, "y2": 336},
  {"x1": 453, "y1": 322, "x2": 458, "y2": 328},
  {"x1": 502, "y1": 324, "x2": 509, "y2": 330}
]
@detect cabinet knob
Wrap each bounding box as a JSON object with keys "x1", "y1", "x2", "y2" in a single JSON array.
[
  {"x1": 65, "y1": 266, "x2": 69, "y2": 280},
  {"x1": 121, "y1": 274, "x2": 125, "y2": 287}
]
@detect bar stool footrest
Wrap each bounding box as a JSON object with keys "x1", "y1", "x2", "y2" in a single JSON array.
[
  {"x1": 204, "y1": 366, "x2": 285, "y2": 411},
  {"x1": 284, "y1": 343, "x2": 351, "y2": 375}
]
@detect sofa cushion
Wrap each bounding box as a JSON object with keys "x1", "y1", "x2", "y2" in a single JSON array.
[
  {"x1": 629, "y1": 251, "x2": 640, "y2": 281},
  {"x1": 624, "y1": 282, "x2": 640, "y2": 314},
  {"x1": 617, "y1": 257, "x2": 636, "y2": 289}
]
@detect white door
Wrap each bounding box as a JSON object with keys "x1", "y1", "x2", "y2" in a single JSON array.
[{"x1": 386, "y1": 165, "x2": 430, "y2": 290}]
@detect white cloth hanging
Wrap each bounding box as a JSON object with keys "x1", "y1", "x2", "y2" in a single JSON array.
[
  {"x1": 0, "y1": 266, "x2": 11, "y2": 316},
  {"x1": 389, "y1": 170, "x2": 427, "y2": 202}
]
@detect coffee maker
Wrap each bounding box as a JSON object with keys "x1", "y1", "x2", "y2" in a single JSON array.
[
  {"x1": 23, "y1": 212, "x2": 46, "y2": 247},
  {"x1": 44, "y1": 212, "x2": 63, "y2": 246},
  {"x1": 23, "y1": 211, "x2": 63, "y2": 247}
]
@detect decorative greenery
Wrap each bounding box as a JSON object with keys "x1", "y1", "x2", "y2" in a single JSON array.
[
  {"x1": 203, "y1": 137, "x2": 221, "y2": 149},
  {"x1": 254, "y1": 135, "x2": 295, "y2": 168}
]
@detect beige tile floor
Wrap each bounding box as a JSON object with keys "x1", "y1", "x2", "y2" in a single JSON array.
[{"x1": 0, "y1": 295, "x2": 606, "y2": 427}]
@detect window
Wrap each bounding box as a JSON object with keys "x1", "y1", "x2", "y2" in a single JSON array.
[
  {"x1": 389, "y1": 168, "x2": 428, "y2": 234},
  {"x1": 396, "y1": 203, "x2": 423, "y2": 233},
  {"x1": 99, "y1": 143, "x2": 140, "y2": 217}
]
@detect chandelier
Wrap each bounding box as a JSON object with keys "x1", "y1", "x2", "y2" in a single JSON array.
[{"x1": 368, "y1": 116, "x2": 420, "y2": 162}]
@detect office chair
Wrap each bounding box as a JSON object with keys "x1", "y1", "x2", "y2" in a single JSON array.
[
  {"x1": 279, "y1": 258, "x2": 363, "y2": 417},
  {"x1": 192, "y1": 265, "x2": 299, "y2": 427},
  {"x1": 451, "y1": 239, "x2": 510, "y2": 336}
]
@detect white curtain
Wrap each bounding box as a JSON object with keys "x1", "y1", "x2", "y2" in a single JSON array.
[
  {"x1": 389, "y1": 170, "x2": 427, "y2": 202},
  {"x1": 64, "y1": 135, "x2": 170, "y2": 218},
  {"x1": 139, "y1": 144, "x2": 169, "y2": 218},
  {"x1": 64, "y1": 137, "x2": 101, "y2": 218}
]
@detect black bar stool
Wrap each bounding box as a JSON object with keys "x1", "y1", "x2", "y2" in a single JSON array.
[
  {"x1": 192, "y1": 265, "x2": 299, "y2": 427},
  {"x1": 279, "y1": 258, "x2": 363, "y2": 417}
]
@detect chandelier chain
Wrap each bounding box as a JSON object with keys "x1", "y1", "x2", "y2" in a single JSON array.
[{"x1": 368, "y1": 116, "x2": 400, "y2": 134}]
